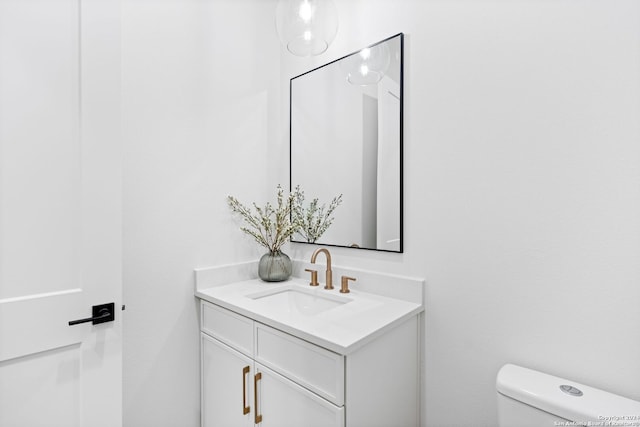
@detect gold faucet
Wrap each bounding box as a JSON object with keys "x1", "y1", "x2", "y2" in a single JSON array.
[{"x1": 310, "y1": 248, "x2": 333, "y2": 290}]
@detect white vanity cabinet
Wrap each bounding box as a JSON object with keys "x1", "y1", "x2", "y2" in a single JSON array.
[
  {"x1": 201, "y1": 301, "x2": 344, "y2": 427},
  {"x1": 200, "y1": 299, "x2": 420, "y2": 427}
]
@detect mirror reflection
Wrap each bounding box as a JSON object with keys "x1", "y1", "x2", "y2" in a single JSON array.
[{"x1": 290, "y1": 33, "x2": 403, "y2": 252}]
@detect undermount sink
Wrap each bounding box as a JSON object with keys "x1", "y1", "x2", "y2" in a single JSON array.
[{"x1": 246, "y1": 285, "x2": 352, "y2": 316}]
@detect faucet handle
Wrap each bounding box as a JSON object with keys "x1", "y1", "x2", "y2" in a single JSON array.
[
  {"x1": 340, "y1": 276, "x2": 356, "y2": 294},
  {"x1": 305, "y1": 268, "x2": 319, "y2": 287}
]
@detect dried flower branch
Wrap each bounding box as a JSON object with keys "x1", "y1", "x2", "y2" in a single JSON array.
[
  {"x1": 227, "y1": 185, "x2": 301, "y2": 253},
  {"x1": 292, "y1": 185, "x2": 343, "y2": 243}
]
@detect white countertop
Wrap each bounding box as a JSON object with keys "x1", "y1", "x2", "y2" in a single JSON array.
[{"x1": 196, "y1": 276, "x2": 423, "y2": 355}]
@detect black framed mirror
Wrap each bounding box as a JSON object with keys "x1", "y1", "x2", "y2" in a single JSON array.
[{"x1": 290, "y1": 33, "x2": 403, "y2": 252}]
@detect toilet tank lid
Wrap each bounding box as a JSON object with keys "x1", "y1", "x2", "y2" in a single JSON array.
[{"x1": 496, "y1": 364, "x2": 640, "y2": 424}]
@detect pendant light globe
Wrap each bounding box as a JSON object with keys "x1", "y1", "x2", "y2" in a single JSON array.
[
  {"x1": 275, "y1": 0, "x2": 339, "y2": 57},
  {"x1": 342, "y1": 41, "x2": 391, "y2": 86}
]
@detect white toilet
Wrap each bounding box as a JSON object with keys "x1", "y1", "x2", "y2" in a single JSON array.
[{"x1": 497, "y1": 364, "x2": 640, "y2": 427}]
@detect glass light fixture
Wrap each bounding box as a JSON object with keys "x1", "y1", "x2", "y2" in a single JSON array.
[
  {"x1": 342, "y1": 42, "x2": 391, "y2": 85},
  {"x1": 275, "y1": 0, "x2": 339, "y2": 57}
]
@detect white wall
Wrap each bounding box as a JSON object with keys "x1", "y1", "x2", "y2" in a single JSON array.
[
  {"x1": 282, "y1": 0, "x2": 640, "y2": 426},
  {"x1": 122, "y1": 1, "x2": 279, "y2": 425}
]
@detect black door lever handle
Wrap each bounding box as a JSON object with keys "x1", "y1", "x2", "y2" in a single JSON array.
[{"x1": 68, "y1": 302, "x2": 115, "y2": 326}]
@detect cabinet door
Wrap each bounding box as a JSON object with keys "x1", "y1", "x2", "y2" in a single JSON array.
[
  {"x1": 201, "y1": 333, "x2": 253, "y2": 427},
  {"x1": 255, "y1": 364, "x2": 344, "y2": 427}
]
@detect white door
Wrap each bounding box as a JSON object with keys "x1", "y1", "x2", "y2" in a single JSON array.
[
  {"x1": 376, "y1": 76, "x2": 401, "y2": 252},
  {"x1": 201, "y1": 333, "x2": 253, "y2": 427},
  {"x1": 0, "y1": 1, "x2": 122, "y2": 426},
  {"x1": 256, "y1": 364, "x2": 344, "y2": 427}
]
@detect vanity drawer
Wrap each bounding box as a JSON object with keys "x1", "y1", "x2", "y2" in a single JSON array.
[
  {"x1": 201, "y1": 301, "x2": 253, "y2": 357},
  {"x1": 254, "y1": 323, "x2": 344, "y2": 406}
]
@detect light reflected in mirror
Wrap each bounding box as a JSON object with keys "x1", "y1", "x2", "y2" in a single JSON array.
[{"x1": 290, "y1": 33, "x2": 403, "y2": 252}]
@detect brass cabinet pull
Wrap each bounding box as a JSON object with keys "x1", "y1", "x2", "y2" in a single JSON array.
[
  {"x1": 254, "y1": 372, "x2": 263, "y2": 424},
  {"x1": 242, "y1": 366, "x2": 250, "y2": 415}
]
